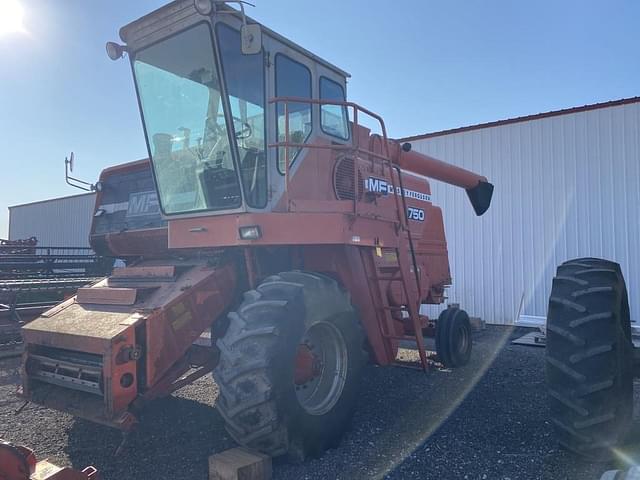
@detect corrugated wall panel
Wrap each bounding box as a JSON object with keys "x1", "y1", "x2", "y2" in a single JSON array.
[
  {"x1": 8, "y1": 193, "x2": 96, "y2": 248},
  {"x1": 413, "y1": 102, "x2": 640, "y2": 324}
]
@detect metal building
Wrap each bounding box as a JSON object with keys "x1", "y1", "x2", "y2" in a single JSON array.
[
  {"x1": 8, "y1": 193, "x2": 96, "y2": 249},
  {"x1": 405, "y1": 97, "x2": 640, "y2": 325}
]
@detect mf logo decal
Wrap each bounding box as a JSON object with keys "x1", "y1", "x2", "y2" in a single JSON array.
[
  {"x1": 364, "y1": 177, "x2": 393, "y2": 196},
  {"x1": 407, "y1": 207, "x2": 425, "y2": 222},
  {"x1": 364, "y1": 177, "x2": 431, "y2": 202},
  {"x1": 127, "y1": 191, "x2": 160, "y2": 217}
]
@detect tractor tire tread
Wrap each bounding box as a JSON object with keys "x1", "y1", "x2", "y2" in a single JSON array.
[
  {"x1": 214, "y1": 276, "x2": 302, "y2": 455},
  {"x1": 213, "y1": 271, "x2": 366, "y2": 460},
  {"x1": 546, "y1": 258, "x2": 633, "y2": 461}
]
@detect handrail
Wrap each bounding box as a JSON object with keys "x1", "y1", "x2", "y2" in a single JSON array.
[
  {"x1": 269, "y1": 96, "x2": 396, "y2": 216},
  {"x1": 268, "y1": 96, "x2": 391, "y2": 148},
  {"x1": 269, "y1": 96, "x2": 422, "y2": 314}
]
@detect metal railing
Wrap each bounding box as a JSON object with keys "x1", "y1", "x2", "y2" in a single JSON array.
[{"x1": 268, "y1": 96, "x2": 408, "y2": 231}]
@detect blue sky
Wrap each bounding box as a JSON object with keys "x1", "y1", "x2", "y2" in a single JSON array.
[{"x1": 0, "y1": 0, "x2": 638, "y2": 238}]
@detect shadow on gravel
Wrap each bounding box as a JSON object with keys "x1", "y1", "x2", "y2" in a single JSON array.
[
  {"x1": 275, "y1": 328, "x2": 515, "y2": 480},
  {"x1": 386, "y1": 328, "x2": 640, "y2": 480},
  {"x1": 65, "y1": 392, "x2": 235, "y2": 480},
  {"x1": 9, "y1": 326, "x2": 640, "y2": 480},
  {"x1": 59, "y1": 328, "x2": 520, "y2": 480}
]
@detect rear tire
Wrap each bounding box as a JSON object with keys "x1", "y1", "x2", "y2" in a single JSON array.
[
  {"x1": 546, "y1": 257, "x2": 633, "y2": 460},
  {"x1": 435, "y1": 307, "x2": 472, "y2": 368},
  {"x1": 213, "y1": 271, "x2": 366, "y2": 461}
]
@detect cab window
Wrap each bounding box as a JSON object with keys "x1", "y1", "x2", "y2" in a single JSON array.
[
  {"x1": 275, "y1": 54, "x2": 312, "y2": 173},
  {"x1": 320, "y1": 77, "x2": 349, "y2": 140},
  {"x1": 216, "y1": 23, "x2": 267, "y2": 208}
]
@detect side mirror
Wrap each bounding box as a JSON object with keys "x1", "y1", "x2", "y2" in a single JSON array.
[
  {"x1": 208, "y1": 1, "x2": 261, "y2": 54},
  {"x1": 106, "y1": 41, "x2": 126, "y2": 61},
  {"x1": 241, "y1": 24, "x2": 262, "y2": 54},
  {"x1": 64, "y1": 152, "x2": 98, "y2": 192}
]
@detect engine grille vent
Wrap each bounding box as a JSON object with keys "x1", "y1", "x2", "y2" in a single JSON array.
[{"x1": 333, "y1": 156, "x2": 364, "y2": 201}]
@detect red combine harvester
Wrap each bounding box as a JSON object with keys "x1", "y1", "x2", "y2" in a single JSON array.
[{"x1": 19, "y1": 0, "x2": 493, "y2": 460}]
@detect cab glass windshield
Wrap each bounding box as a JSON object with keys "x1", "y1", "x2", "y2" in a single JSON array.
[{"x1": 133, "y1": 23, "x2": 244, "y2": 214}]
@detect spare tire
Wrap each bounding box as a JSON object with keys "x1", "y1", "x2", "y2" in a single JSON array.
[
  {"x1": 546, "y1": 257, "x2": 633, "y2": 460},
  {"x1": 435, "y1": 306, "x2": 472, "y2": 368}
]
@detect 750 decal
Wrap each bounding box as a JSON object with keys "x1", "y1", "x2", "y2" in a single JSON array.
[{"x1": 407, "y1": 207, "x2": 425, "y2": 222}]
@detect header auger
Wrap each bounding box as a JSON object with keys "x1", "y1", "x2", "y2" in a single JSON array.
[{"x1": 19, "y1": 0, "x2": 493, "y2": 461}]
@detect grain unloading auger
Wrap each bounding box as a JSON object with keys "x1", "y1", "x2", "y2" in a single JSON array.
[{"x1": 19, "y1": 0, "x2": 493, "y2": 460}]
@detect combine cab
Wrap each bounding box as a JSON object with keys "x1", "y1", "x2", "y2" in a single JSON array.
[{"x1": 20, "y1": 0, "x2": 494, "y2": 460}]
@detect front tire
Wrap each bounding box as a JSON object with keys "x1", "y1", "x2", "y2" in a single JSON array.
[
  {"x1": 546, "y1": 258, "x2": 633, "y2": 460},
  {"x1": 213, "y1": 271, "x2": 366, "y2": 460}
]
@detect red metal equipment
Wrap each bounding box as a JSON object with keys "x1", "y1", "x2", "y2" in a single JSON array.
[
  {"x1": 20, "y1": 0, "x2": 494, "y2": 461},
  {"x1": 0, "y1": 439, "x2": 99, "y2": 480}
]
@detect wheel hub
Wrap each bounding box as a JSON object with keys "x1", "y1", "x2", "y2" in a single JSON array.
[
  {"x1": 294, "y1": 344, "x2": 322, "y2": 385},
  {"x1": 293, "y1": 321, "x2": 349, "y2": 416}
]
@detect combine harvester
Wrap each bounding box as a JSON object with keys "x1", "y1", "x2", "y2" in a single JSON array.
[{"x1": 19, "y1": 0, "x2": 495, "y2": 461}]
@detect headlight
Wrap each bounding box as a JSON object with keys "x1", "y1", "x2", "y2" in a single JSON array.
[
  {"x1": 239, "y1": 225, "x2": 261, "y2": 240},
  {"x1": 105, "y1": 42, "x2": 126, "y2": 61}
]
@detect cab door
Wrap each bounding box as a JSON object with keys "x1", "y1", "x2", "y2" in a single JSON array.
[{"x1": 261, "y1": 34, "x2": 319, "y2": 210}]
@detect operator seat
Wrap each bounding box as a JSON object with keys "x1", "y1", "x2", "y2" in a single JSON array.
[
  {"x1": 239, "y1": 148, "x2": 266, "y2": 205},
  {"x1": 199, "y1": 162, "x2": 241, "y2": 209}
]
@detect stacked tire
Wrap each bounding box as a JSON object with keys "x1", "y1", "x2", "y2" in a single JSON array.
[{"x1": 546, "y1": 258, "x2": 634, "y2": 460}]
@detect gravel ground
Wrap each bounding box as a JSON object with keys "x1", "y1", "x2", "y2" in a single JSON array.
[{"x1": 1, "y1": 326, "x2": 638, "y2": 479}]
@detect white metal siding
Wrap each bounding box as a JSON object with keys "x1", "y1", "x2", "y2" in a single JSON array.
[
  {"x1": 413, "y1": 102, "x2": 640, "y2": 324},
  {"x1": 8, "y1": 193, "x2": 96, "y2": 248}
]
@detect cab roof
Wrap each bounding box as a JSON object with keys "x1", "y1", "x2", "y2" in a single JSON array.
[{"x1": 119, "y1": 0, "x2": 350, "y2": 79}]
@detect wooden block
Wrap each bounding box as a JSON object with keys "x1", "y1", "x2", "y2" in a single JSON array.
[
  {"x1": 77, "y1": 287, "x2": 137, "y2": 305},
  {"x1": 111, "y1": 265, "x2": 176, "y2": 280},
  {"x1": 209, "y1": 447, "x2": 272, "y2": 480},
  {"x1": 31, "y1": 460, "x2": 64, "y2": 480}
]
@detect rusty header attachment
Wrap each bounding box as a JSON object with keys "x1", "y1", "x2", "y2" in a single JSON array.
[
  {"x1": 21, "y1": 261, "x2": 237, "y2": 431},
  {"x1": 394, "y1": 141, "x2": 494, "y2": 216}
]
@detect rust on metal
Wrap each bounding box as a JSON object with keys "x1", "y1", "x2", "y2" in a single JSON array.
[
  {"x1": 22, "y1": 259, "x2": 237, "y2": 428},
  {"x1": 76, "y1": 287, "x2": 138, "y2": 306},
  {"x1": 0, "y1": 438, "x2": 100, "y2": 479},
  {"x1": 110, "y1": 265, "x2": 176, "y2": 280}
]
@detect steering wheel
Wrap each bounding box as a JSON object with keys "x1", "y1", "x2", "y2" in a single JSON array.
[{"x1": 210, "y1": 114, "x2": 252, "y2": 140}]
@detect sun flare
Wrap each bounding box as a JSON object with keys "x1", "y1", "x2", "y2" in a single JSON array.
[{"x1": 0, "y1": 0, "x2": 26, "y2": 35}]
